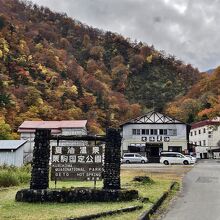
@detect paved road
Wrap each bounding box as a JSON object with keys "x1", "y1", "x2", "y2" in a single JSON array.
[{"x1": 162, "y1": 159, "x2": 220, "y2": 220}]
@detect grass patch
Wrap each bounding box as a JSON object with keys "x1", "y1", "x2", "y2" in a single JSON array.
[
  {"x1": 0, "y1": 168, "x2": 181, "y2": 220},
  {"x1": 150, "y1": 182, "x2": 180, "y2": 220}
]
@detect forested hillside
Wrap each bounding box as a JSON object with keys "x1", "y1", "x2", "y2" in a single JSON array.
[
  {"x1": 165, "y1": 67, "x2": 220, "y2": 123},
  {"x1": 0, "y1": 0, "x2": 201, "y2": 138}
]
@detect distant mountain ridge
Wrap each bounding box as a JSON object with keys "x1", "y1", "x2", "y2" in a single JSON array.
[
  {"x1": 206, "y1": 68, "x2": 215, "y2": 74},
  {"x1": 0, "y1": 0, "x2": 201, "y2": 137}
]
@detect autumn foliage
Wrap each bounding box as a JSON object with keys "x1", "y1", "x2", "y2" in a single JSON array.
[
  {"x1": 0, "y1": 0, "x2": 201, "y2": 136},
  {"x1": 165, "y1": 67, "x2": 220, "y2": 123}
]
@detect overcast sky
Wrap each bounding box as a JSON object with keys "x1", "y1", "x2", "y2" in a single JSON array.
[{"x1": 31, "y1": 0, "x2": 220, "y2": 71}]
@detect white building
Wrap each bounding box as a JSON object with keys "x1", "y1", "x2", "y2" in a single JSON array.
[
  {"x1": 120, "y1": 111, "x2": 190, "y2": 162},
  {"x1": 18, "y1": 120, "x2": 87, "y2": 162},
  {"x1": 189, "y1": 118, "x2": 220, "y2": 159},
  {"x1": 0, "y1": 140, "x2": 27, "y2": 166}
]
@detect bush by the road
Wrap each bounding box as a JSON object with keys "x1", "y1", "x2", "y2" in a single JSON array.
[{"x1": 0, "y1": 165, "x2": 31, "y2": 187}]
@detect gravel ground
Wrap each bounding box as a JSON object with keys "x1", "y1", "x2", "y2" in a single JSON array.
[{"x1": 121, "y1": 163, "x2": 194, "y2": 178}]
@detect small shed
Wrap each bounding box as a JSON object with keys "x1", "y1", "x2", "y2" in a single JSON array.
[{"x1": 0, "y1": 140, "x2": 27, "y2": 167}]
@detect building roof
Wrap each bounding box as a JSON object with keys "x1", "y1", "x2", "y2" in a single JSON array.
[
  {"x1": 18, "y1": 120, "x2": 87, "y2": 133},
  {"x1": 191, "y1": 119, "x2": 220, "y2": 129},
  {"x1": 120, "y1": 111, "x2": 188, "y2": 126},
  {"x1": 0, "y1": 140, "x2": 27, "y2": 150}
]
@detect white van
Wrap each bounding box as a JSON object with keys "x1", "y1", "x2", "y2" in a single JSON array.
[
  {"x1": 160, "y1": 152, "x2": 191, "y2": 165},
  {"x1": 122, "y1": 153, "x2": 148, "y2": 164}
]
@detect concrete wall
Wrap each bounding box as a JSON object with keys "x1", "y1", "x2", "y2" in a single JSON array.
[
  {"x1": 191, "y1": 125, "x2": 220, "y2": 159},
  {"x1": 122, "y1": 123, "x2": 188, "y2": 152},
  {"x1": 190, "y1": 125, "x2": 220, "y2": 147}
]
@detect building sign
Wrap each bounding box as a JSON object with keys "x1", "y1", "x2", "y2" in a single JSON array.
[
  {"x1": 51, "y1": 145, "x2": 103, "y2": 181},
  {"x1": 141, "y1": 136, "x2": 170, "y2": 142}
]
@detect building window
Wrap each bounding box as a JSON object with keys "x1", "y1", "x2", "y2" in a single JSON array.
[
  {"x1": 168, "y1": 129, "x2": 177, "y2": 136},
  {"x1": 159, "y1": 129, "x2": 168, "y2": 135},
  {"x1": 190, "y1": 132, "x2": 193, "y2": 136},
  {"x1": 195, "y1": 142, "x2": 197, "y2": 145},
  {"x1": 150, "y1": 129, "x2": 158, "y2": 135},
  {"x1": 208, "y1": 135, "x2": 212, "y2": 138},
  {"x1": 199, "y1": 129, "x2": 201, "y2": 134},
  {"x1": 199, "y1": 141, "x2": 201, "y2": 146},
  {"x1": 194, "y1": 131, "x2": 197, "y2": 135},
  {"x1": 132, "y1": 129, "x2": 140, "y2": 135},
  {"x1": 142, "y1": 129, "x2": 149, "y2": 135},
  {"x1": 203, "y1": 128, "x2": 206, "y2": 133},
  {"x1": 203, "y1": 140, "x2": 206, "y2": 146},
  {"x1": 208, "y1": 131, "x2": 212, "y2": 134},
  {"x1": 168, "y1": 129, "x2": 172, "y2": 135}
]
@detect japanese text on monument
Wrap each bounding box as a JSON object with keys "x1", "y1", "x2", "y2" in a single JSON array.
[{"x1": 51, "y1": 145, "x2": 103, "y2": 181}]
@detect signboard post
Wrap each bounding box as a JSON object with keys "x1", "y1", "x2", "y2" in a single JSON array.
[
  {"x1": 51, "y1": 145, "x2": 103, "y2": 181},
  {"x1": 16, "y1": 128, "x2": 139, "y2": 203}
]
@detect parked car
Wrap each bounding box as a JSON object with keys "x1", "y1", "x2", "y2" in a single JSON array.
[
  {"x1": 122, "y1": 153, "x2": 148, "y2": 164},
  {"x1": 160, "y1": 152, "x2": 191, "y2": 165},
  {"x1": 185, "y1": 155, "x2": 197, "y2": 164}
]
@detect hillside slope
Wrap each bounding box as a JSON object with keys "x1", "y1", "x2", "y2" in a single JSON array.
[
  {"x1": 0, "y1": 0, "x2": 200, "y2": 137},
  {"x1": 165, "y1": 67, "x2": 220, "y2": 123}
]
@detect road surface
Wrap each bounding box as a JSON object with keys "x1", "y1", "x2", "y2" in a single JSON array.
[{"x1": 162, "y1": 159, "x2": 220, "y2": 220}]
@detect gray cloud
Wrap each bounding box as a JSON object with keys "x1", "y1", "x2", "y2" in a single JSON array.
[{"x1": 31, "y1": 0, "x2": 220, "y2": 71}]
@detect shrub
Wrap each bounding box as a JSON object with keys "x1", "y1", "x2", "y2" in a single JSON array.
[
  {"x1": 19, "y1": 164, "x2": 32, "y2": 173},
  {"x1": 17, "y1": 171, "x2": 31, "y2": 184},
  {"x1": 0, "y1": 165, "x2": 31, "y2": 187},
  {"x1": 0, "y1": 171, "x2": 19, "y2": 187},
  {"x1": 133, "y1": 176, "x2": 155, "y2": 184}
]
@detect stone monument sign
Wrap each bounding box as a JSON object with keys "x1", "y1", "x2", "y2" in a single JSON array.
[
  {"x1": 15, "y1": 128, "x2": 138, "y2": 203},
  {"x1": 51, "y1": 145, "x2": 103, "y2": 181}
]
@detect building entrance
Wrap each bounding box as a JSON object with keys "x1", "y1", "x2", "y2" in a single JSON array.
[{"x1": 145, "y1": 143, "x2": 163, "y2": 163}]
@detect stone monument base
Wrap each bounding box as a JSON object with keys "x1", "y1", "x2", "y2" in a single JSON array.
[{"x1": 15, "y1": 188, "x2": 138, "y2": 203}]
